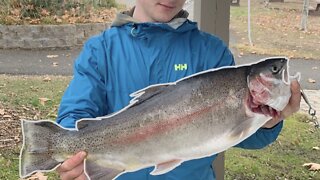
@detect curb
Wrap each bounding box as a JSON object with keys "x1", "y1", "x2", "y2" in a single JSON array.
[{"x1": 0, "y1": 23, "x2": 111, "y2": 49}]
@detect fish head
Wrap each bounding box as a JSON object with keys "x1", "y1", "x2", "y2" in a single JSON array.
[{"x1": 247, "y1": 57, "x2": 292, "y2": 117}]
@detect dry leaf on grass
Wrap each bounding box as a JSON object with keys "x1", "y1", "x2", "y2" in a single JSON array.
[
  {"x1": 303, "y1": 163, "x2": 320, "y2": 171},
  {"x1": 40, "y1": 9, "x2": 50, "y2": 16},
  {"x1": 308, "y1": 78, "x2": 316, "y2": 83},
  {"x1": 43, "y1": 77, "x2": 52, "y2": 82},
  {"x1": 52, "y1": 62, "x2": 59, "y2": 67},
  {"x1": 56, "y1": 18, "x2": 63, "y2": 23},
  {"x1": 312, "y1": 146, "x2": 320, "y2": 150},
  {"x1": 38, "y1": 98, "x2": 51, "y2": 106},
  {"x1": 46, "y1": 55, "x2": 59, "y2": 58},
  {"x1": 3, "y1": 115, "x2": 12, "y2": 118},
  {"x1": 0, "y1": 109, "x2": 4, "y2": 115},
  {"x1": 23, "y1": 172, "x2": 48, "y2": 180}
]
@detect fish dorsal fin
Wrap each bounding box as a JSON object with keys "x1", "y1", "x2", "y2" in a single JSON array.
[
  {"x1": 129, "y1": 83, "x2": 173, "y2": 107},
  {"x1": 76, "y1": 118, "x2": 100, "y2": 130},
  {"x1": 84, "y1": 158, "x2": 124, "y2": 180},
  {"x1": 150, "y1": 159, "x2": 183, "y2": 175},
  {"x1": 76, "y1": 83, "x2": 174, "y2": 131}
]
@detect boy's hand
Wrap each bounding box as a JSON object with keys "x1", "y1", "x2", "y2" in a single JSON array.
[
  {"x1": 57, "y1": 151, "x2": 87, "y2": 180},
  {"x1": 262, "y1": 80, "x2": 301, "y2": 128}
]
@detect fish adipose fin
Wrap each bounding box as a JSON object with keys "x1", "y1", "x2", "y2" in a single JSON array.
[
  {"x1": 20, "y1": 120, "x2": 62, "y2": 178},
  {"x1": 84, "y1": 159, "x2": 124, "y2": 180},
  {"x1": 150, "y1": 159, "x2": 183, "y2": 175}
]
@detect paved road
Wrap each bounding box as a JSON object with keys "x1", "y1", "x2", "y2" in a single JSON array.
[
  {"x1": 0, "y1": 48, "x2": 79, "y2": 76},
  {"x1": 234, "y1": 54, "x2": 320, "y2": 90}
]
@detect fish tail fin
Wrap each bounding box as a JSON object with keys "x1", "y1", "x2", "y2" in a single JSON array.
[{"x1": 20, "y1": 120, "x2": 63, "y2": 178}]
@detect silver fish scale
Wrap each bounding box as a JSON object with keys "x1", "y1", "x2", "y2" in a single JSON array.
[{"x1": 20, "y1": 57, "x2": 291, "y2": 179}]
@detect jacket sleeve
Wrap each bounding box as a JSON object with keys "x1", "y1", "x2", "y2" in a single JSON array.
[
  {"x1": 56, "y1": 37, "x2": 108, "y2": 129},
  {"x1": 235, "y1": 121, "x2": 283, "y2": 149}
]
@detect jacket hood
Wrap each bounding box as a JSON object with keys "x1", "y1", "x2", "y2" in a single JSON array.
[{"x1": 111, "y1": 7, "x2": 193, "y2": 30}]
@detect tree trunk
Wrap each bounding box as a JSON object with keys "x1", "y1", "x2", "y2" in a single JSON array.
[{"x1": 300, "y1": 0, "x2": 310, "y2": 31}]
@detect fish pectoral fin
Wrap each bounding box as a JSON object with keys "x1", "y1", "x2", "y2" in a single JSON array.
[
  {"x1": 84, "y1": 159, "x2": 124, "y2": 180},
  {"x1": 150, "y1": 159, "x2": 183, "y2": 175}
]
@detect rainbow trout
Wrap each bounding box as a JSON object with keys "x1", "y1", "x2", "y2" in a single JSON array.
[{"x1": 20, "y1": 57, "x2": 294, "y2": 180}]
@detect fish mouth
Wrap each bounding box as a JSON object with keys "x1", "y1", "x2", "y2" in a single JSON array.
[
  {"x1": 247, "y1": 92, "x2": 281, "y2": 118},
  {"x1": 247, "y1": 75, "x2": 281, "y2": 118}
]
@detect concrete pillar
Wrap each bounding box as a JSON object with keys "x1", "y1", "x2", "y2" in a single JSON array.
[
  {"x1": 194, "y1": 0, "x2": 231, "y2": 180},
  {"x1": 194, "y1": 0, "x2": 231, "y2": 45}
]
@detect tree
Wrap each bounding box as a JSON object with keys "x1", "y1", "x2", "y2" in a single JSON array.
[{"x1": 300, "y1": 0, "x2": 310, "y2": 31}]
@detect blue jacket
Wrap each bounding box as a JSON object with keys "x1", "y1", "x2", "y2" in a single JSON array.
[{"x1": 57, "y1": 10, "x2": 282, "y2": 180}]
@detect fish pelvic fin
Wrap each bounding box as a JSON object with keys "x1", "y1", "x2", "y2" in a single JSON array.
[
  {"x1": 84, "y1": 158, "x2": 124, "y2": 180},
  {"x1": 150, "y1": 159, "x2": 183, "y2": 176},
  {"x1": 20, "y1": 120, "x2": 63, "y2": 178}
]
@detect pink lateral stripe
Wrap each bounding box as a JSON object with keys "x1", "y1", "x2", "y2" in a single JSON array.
[{"x1": 112, "y1": 93, "x2": 243, "y2": 145}]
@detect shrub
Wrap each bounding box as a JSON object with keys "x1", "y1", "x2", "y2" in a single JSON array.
[{"x1": 0, "y1": 0, "x2": 117, "y2": 19}]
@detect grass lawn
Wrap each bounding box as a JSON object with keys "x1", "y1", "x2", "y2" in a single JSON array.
[
  {"x1": 0, "y1": 75, "x2": 319, "y2": 179},
  {"x1": 230, "y1": 0, "x2": 320, "y2": 60},
  {"x1": 0, "y1": 75, "x2": 71, "y2": 179},
  {"x1": 226, "y1": 113, "x2": 320, "y2": 179}
]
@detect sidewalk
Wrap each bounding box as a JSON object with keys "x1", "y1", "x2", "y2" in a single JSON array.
[{"x1": 300, "y1": 90, "x2": 320, "y2": 124}]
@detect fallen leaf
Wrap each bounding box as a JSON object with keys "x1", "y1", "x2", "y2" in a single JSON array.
[
  {"x1": 303, "y1": 163, "x2": 320, "y2": 171},
  {"x1": 3, "y1": 115, "x2": 12, "y2": 118},
  {"x1": 22, "y1": 106, "x2": 30, "y2": 111},
  {"x1": 308, "y1": 78, "x2": 316, "y2": 83},
  {"x1": 38, "y1": 98, "x2": 51, "y2": 106},
  {"x1": 43, "y1": 77, "x2": 52, "y2": 82},
  {"x1": 312, "y1": 147, "x2": 320, "y2": 150},
  {"x1": 40, "y1": 9, "x2": 50, "y2": 16},
  {"x1": 52, "y1": 62, "x2": 59, "y2": 67},
  {"x1": 46, "y1": 55, "x2": 59, "y2": 58},
  {"x1": 0, "y1": 109, "x2": 4, "y2": 115},
  {"x1": 56, "y1": 18, "x2": 63, "y2": 23},
  {"x1": 25, "y1": 172, "x2": 48, "y2": 180}
]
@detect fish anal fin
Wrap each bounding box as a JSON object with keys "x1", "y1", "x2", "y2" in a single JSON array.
[
  {"x1": 84, "y1": 159, "x2": 124, "y2": 180},
  {"x1": 150, "y1": 159, "x2": 182, "y2": 176}
]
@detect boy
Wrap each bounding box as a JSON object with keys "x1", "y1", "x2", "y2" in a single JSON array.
[{"x1": 56, "y1": 0, "x2": 301, "y2": 179}]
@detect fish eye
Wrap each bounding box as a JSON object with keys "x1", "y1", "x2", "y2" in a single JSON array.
[{"x1": 271, "y1": 65, "x2": 280, "y2": 74}]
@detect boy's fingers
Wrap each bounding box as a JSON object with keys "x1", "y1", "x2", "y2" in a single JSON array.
[
  {"x1": 289, "y1": 81, "x2": 301, "y2": 112},
  {"x1": 74, "y1": 173, "x2": 88, "y2": 180},
  {"x1": 60, "y1": 162, "x2": 84, "y2": 180},
  {"x1": 57, "y1": 151, "x2": 87, "y2": 172}
]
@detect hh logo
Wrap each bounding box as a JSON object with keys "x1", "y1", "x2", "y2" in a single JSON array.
[{"x1": 174, "y1": 64, "x2": 188, "y2": 71}]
